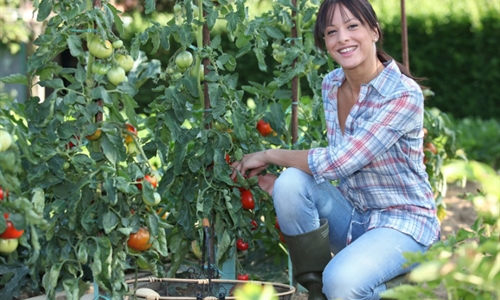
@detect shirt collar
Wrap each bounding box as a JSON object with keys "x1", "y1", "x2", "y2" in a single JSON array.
[{"x1": 329, "y1": 60, "x2": 401, "y2": 98}]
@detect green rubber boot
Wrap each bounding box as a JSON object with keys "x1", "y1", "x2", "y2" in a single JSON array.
[{"x1": 283, "y1": 219, "x2": 331, "y2": 300}]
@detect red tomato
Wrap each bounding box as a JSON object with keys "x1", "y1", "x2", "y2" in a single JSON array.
[
  {"x1": 0, "y1": 187, "x2": 7, "y2": 200},
  {"x1": 236, "y1": 238, "x2": 249, "y2": 251},
  {"x1": 0, "y1": 220, "x2": 24, "y2": 239},
  {"x1": 240, "y1": 190, "x2": 255, "y2": 210},
  {"x1": 124, "y1": 123, "x2": 137, "y2": 144},
  {"x1": 274, "y1": 217, "x2": 280, "y2": 230},
  {"x1": 127, "y1": 227, "x2": 152, "y2": 251},
  {"x1": 137, "y1": 174, "x2": 158, "y2": 190},
  {"x1": 66, "y1": 136, "x2": 80, "y2": 149},
  {"x1": 237, "y1": 273, "x2": 250, "y2": 281},
  {"x1": 250, "y1": 220, "x2": 258, "y2": 231},
  {"x1": 225, "y1": 153, "x2": 231, "y2": 164},
  {"x1": 256, "y1": 119, "x2": 273, "y2": 137}
]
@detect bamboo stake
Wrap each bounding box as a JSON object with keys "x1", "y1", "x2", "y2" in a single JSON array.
[{"x1": 401, "y1": 0, "x2": 409, "y2": 71}]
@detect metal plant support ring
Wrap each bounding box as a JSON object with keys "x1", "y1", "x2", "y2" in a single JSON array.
[{"x1": 127, "y1": 219, "x2": 295, "y2": 299}]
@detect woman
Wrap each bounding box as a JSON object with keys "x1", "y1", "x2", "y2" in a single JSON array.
[{"x1": 231, "y1": 0, "x2": 440, "y2": 299}]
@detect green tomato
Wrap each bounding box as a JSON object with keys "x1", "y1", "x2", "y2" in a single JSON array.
[
  {"x1": 173, "y1": 4, "x2": 182, "y2": 15},
  {"x1": 171, "y1": 72, "x2": 182, "y2": 81},
  {"x1": 142, "y1": 192, "x2": 161, "y2": 207},
  {"x1": 115, "y1": 54, "x2": 134, "y2": 72},
  {"x1": 0, "y1": 130, "x2": 13, "y2": 152},
  {"x1": 190, "y1": 64, "x2": 205, "y2": 81},
  {"x1": 112, "y1": 40, "x2": 123, "y2": 49},
  {"x1": 91, "y1": 60, "x2": 111, "y2": 75},
  {"x1": 272, "y1": 48, "x2": 286, "y2": 63},
  {"x1": 175, "y1": 50, "x2": 193, "y2": 69},
  {"x1": 0, "y1": 238, "x2": 18, "y2": 255},
  {"x1": 106, "y1": 66, "x2": 126, "y2": 85},
  {"x1": 88, "y1": 35, "x2": 113, "y2": 59}
]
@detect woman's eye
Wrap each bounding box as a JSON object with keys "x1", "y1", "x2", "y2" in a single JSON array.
[
  {"x1": 348, "y1": 24, "x2": 358, "y2": 29},
  {"x1": 326, "y1": 29, "x2": 336, "y2": 35}
]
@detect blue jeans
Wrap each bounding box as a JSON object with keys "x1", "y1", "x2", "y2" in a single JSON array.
[{"x1": 273, "y1": 168, "x2": 428, "y2": 300}]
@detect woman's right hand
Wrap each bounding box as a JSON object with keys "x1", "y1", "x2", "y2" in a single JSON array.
[{"x1": 230, "y1": 150, "x2": 270, "y2": 180}]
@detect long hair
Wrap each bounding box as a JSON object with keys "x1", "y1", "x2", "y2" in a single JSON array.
[{"x1": 313, "y1": 0, "x2": 425, "y2": 85}]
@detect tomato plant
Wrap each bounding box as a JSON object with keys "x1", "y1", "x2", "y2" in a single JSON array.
[
  {"x1": 256, "y1": 119, "x2": 273, "y2": 137},
  {"x1": 128, "y1": 227, "x2": 153, "y2": 252},
  {"x1": 240, "y1": 189, "x2": 255, "y2": 210},
  {"x1": 0, "y1": 238, "x2": 18, "y2": 254},
  {"x1": 0, "y1": 220, "x2": 24, "y2": 239},
  {"x1": 236, "y1": 238, "x2": 249, "y2": 251}
]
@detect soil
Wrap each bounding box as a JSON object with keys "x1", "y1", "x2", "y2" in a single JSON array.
[{"x1": 291, "y1": 181, "x2": 480, "y2": 300}]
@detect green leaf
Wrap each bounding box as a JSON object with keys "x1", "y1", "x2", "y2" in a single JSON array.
[
  {"x1": 100, "y1": 132, "x2": 126, "y2": 165},
  {"x1": 67, "y1": 35, "x2": 83, "y2": 57},
  {"x1": 145, "y1": 0, "x2": 156, "y2": 14},
  {"x1": 104, "y1": 3, "x2": 124, "y2": 35},
  {"x1": 0, "y1": 73, "x2": 29, "y2": 85},
  {"x1": 39, "y1": 78, "x2": 65, "y2": 89},
  {"x1": 236, "y1": 35, "x2": 250, "y2": 49},
  {"x1": 121, "y1": 94, "x2": 139, "y2": 126},
  {"x1": 206, "y1": 9, "x2": 218, "y2": 29},
  {"x1": 42, "y1": 262, "x2": 63, "y2": 298},
  {"x1": 102, "y1": 210, "x2": 119, "y2": 234},
  {"x1": 265, "y1": 27, "x2": 285, "y2": 39},
  {"x1": 253, "y1": 47, "x2": 267, "y2": 72},
  {"x1": 36, "y1": 0, "x2": 51, "y2": 21},
  {"x1": 215, "y1": 229, "x2": 232, "y2": 263},
  {"x1": 0, "y1": 260, "x2": 30, "y2": 300}
]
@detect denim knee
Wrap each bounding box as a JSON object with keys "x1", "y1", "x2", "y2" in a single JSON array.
[
  {"x1": 322, "y1": 266, "x2": 380, "y2": 300},
  {"x1": 273, "y1": 168, "x2": 318, "y2": 234}
]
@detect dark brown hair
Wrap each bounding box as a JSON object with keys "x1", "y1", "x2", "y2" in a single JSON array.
[{"x1": 313, "y1": 0, "x2": 424, "y2": 84}]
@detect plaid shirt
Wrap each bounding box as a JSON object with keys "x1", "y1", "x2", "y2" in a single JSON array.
[{"x1": 309, "y1": 60, "x2": 440, "y2": 246}]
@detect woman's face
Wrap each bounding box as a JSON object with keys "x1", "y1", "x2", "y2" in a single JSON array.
[{"x1": 323, "y1": 4, "x2": 379, "y2": 71}]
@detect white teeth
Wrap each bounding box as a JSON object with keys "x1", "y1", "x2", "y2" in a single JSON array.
[{"x1": 339, "y1": 47, "x2": 355, "y2": 53}]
